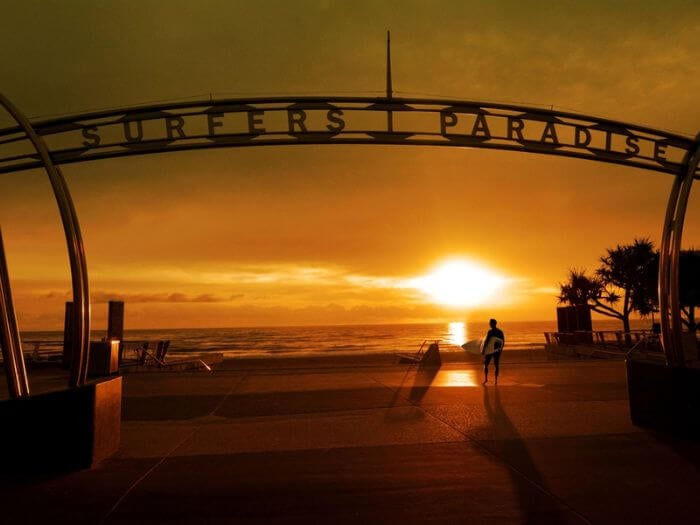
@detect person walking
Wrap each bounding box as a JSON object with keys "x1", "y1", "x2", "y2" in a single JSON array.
[{"x1": 481, "y1": 318, "x2": 505, "y2": 385}]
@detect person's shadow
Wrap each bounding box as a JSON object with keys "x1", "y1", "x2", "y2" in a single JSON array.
[{"x1": 482, "y1": 387, "x2": 578, "y2": 522}]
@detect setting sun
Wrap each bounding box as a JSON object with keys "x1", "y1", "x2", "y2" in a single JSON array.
[{"x1": 410, "y1": 259, "x2": 507, "y2": 308}]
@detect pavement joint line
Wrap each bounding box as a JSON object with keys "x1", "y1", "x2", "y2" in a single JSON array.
[
  {"x1": 100, "y1": 371, "x2": 249, "y2": 524},
  {"x1": 225, "y1": 404, "x2": 408, "y2": 420},
  {"x1": 364, "y1": 367, "x2": 595, "y2": 525},
  {"x1": 99, "y1": 429, "x2": 196, "y2": 525},
  {"x1": 122, "y1": 391, "x2": 419, "y2": 425},
  {"x1": 210, "y1": 371, "x2": 249, "y2": 416}
]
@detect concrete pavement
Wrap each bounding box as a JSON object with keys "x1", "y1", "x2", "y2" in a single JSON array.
[{"x1": 2, "y1": 355, "x2": 700, "y2": 524}]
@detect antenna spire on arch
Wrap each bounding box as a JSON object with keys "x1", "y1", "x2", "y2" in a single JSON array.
[{"x1": 386, "y1": 30, "x2": 393, "y2": 99}]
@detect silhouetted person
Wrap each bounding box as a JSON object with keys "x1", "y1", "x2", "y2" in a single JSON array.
[{"x1": 481, "y1": 318, "x2": 504, "y2": 385}]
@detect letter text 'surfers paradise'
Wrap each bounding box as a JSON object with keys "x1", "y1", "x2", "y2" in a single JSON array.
[{"x1": 0, "y1": 98, "x2": 696, "y2": 176}]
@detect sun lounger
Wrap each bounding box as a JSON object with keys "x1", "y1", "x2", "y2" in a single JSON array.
[
  {"x1": 155, "y1": 340, "x2": 170, "y2": 363},
  {"x1": 138, "y1": 340, "x2": 170, "y2": 367},
  {"x1": 119, "y1": 340, "x2": 170, "y2": 367},
  {"x1": 137, "y1": 342, "x2": 149, "y2": 365}
]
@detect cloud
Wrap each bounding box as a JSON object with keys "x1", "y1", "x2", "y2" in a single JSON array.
[
  {"x1": 35, "y1": 261, "x2": 527, "y2": 308},
  {"x1": 42, "y1": 290, "x2": 71, "y2": 300},
  {"x1": 39, "y1": 290, "x2": 235, "y2": 304},
  {"x1": 96, "y1": 291, "x2": 234, "y2": 304},
  {"x1": 19, "y1": 261, "x2": 553, "y2": 330}
]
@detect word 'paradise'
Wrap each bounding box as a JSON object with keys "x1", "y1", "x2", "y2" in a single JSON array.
[{"x1": 78, "y1": 107, "x2": 682, "y2": 165}]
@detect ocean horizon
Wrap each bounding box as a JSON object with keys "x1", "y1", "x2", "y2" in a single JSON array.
[{"x1": 20, "y1": 319, "x2": 655, "y2": 359}]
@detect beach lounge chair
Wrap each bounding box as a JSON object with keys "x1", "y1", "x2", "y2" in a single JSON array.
[
  {"x1": 137, "y1": 342, "x2": 149, "y2": 365},
  {"x1": 397, "y1": 340, "x2": 441, "y2": 367},
  {"x1": 117, "y1": 338, "x2": 215, "y2": 373},
  {"x1": 130, "y1": 340, "x2": 169, "y2": 367},
  {"x1": 155, "y1": 340, "x2": 170, "y2": 363},
  {"x1": 138, "y1": 340, "x2": 170, "y2": 367}
]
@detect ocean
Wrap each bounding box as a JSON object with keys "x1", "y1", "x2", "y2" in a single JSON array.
[{"x1": 20, "y1": 319, "x2": 654, "y2": 359}]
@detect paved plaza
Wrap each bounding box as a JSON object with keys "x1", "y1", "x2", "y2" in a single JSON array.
[{"x1": 2, "y1": 355, "x2": 700, "y2": 524}]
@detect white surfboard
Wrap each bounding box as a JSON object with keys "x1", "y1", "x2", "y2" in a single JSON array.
[
  {"x1": 461, "y1": 339, "x2": 482, "y2": 355},
  {"x1": 481, "y1": 336, "x2": 504, "y2": 355}
]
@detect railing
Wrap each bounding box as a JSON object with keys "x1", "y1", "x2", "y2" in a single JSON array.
[
  {"x1": 544, "y1": 330, "x2": 670, "y2": 360},
  {"x1": 1, "y1": 338, "x2": 216, "y2": 373},
  {"x1": 0, "y1": 340, "x2": 62, "y2": 363},
  {"x1": 544, "y1": 330, "x2": 700, "y2": 364},
  {"x1": 544, "y1": 330, "x2": 661, "y2": 349},
  {"x1": 22, "y1": 340, "x2": 63, "y2": 362},
  {"x1": 0, "y1": 339, "x2": 171, "y2": 366}
]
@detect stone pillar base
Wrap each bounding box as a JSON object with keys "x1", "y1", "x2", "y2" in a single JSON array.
[
  {"x1": 0, "y1": 376, "x2": 121, "y2": 475},
  {"x1": 627, "y1": 358, "x2": 700, "y2": 436}
]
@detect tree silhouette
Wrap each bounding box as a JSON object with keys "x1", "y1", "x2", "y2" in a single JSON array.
[
  {"x1": 559, "y1": 241, "x2": 698, "y2": 338},
  {"x1": 680, "y1": 250, "x2": 700, "y2": 333},
  {"x1": 558, "y1": 239, "x2": 657, "y2": 338},
  {"x1": 596, "y1": 238, "x2": 657, "y2": 334},
  {"x1": 558, "y1": 269, "x2": 624, "y2": 322}
]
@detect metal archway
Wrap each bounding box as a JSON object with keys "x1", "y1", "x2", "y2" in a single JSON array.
[
  {"x1": 660, "y1": 135, "x2": 700, "y2": 366},
  {"x1": 0, "y1": 94, "x2": 697, "y2": 390},
  {"x1": 0, "y1": 93, "x2": 91, "y2": 395},
  {"x1": 1, "y1": 96, "x2": 698, "y2": 177}
]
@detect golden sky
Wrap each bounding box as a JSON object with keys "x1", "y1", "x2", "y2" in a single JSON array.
[{"x1": 0, "y1": 0, "x2": 699, "y2": 330}]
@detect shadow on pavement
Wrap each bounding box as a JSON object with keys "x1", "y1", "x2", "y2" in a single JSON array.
[
  {"x1": 483, "y1": 387, "x2": 586, "y2": 524},
  {"x1": 408, "y1": 362, "x2": 440, "y2": 405},
  {"x1": 383, "y1": 361, "x2": 440, "y2": 422},
  {"x1": 652, "y1": 431, "x2": 700, "y2": 473}
]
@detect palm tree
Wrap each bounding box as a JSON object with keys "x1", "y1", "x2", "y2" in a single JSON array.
[
  {"x1": 558, "y1": 269, "x2": 624, "y2": 322},
  {"x1": 639, "y1": 249, "x2": 698, "y2": 334},
  {"x1": 558, "y1": 239, "x2": 658, "y2": 339},
  {"x1": 596, "y1": 238, "x2": 657, "y2": 335}
]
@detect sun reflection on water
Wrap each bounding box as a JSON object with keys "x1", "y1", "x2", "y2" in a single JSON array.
[{"x1": 447, "y1": 321, "x2": 467, "y2": 346}]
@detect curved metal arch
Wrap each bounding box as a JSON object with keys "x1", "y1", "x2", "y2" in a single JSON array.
[
  {"x1": 0, "y1": 97, "x2": 697, "y2": 178},
  {"x1": 0, "y1": 94, "x2": 696, "y2": 368},
  {"x1": 0, "y1": 92, "x2": 91, "y2": 388},
  {"x1": 0, "y1": 226, "x2": 29, "y2": 397},
  {"x1": 1, "y1": 95, "x2": 695, "y2": 141},
  {"x1": 659, "y1": 170, "x2": 684, "y2": 365},
  {"x1": 659, "y1": 135, "x2": 700, "y2": 366}
]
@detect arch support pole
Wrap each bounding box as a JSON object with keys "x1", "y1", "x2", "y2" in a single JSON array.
[
  {"x1": 659, "y1": 134, "x2": 699, "y2": 366},
  {"x1": 0, "y1": 227, "x2": 29, "y2": 397},
  {"x1": 0, "y1": 93, "x2": 91, "y2": 387}
]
